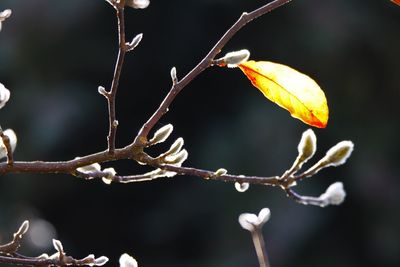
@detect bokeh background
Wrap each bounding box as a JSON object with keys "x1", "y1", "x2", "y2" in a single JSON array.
[{"x1": 1, "y1": 0, "x2": 399, "y2": 266}]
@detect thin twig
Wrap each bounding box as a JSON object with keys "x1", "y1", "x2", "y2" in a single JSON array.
[
  {"x1": 251, "y1": 227, "x2": 271, "y2": 267},
  {"x1": 106, "y1": 2, "x2": 127, "y2": 154},
  {"x1": 134, "y1": 0, "x2": 292, "y2": 144}
]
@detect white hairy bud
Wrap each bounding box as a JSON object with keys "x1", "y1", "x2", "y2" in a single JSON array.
[
  {"x1": 165, "y1": 137, "x2": 184, "y2": 156},
  {"x1": 165, "y1": 149, "x2": 188, "y2": 165},
  {"x1": 93, "y1": 256, "x2": 109, "y2": 266},
  {"x1": 297, "y1": 129, "x2": 317, "y2": 163},
  {"x1": 149, "y1": 124, "x2": 173, "y2": 145},
  {"x1": 323, "y1": 141, "x2": 354, "y2": 167},
  {"x1": 77, "y1": 163, "x2": 101, "y2": 174},
  {"x1": 214, "y1": 168, "x2": 227, "y2": 177},
  {"x1": 52, "y1": 239, "x2": 64, "y2": 253},
  {"x1": 17, "y1": 220, "x2": 30, "y2": 236},
  {"x1": 235, "y1": 182, "x2": 249, "y2": 192},
  {"x1": 127, "y1": 33, "x2": 143, "y2": 51},
  {"x1": 238, "y1": 207, "x2": 271, "y2": 231},
  {"x1": 126, "y1": 0, "x2": 150, "y2": 9},
  {"x1": 0, "y1": 129, "x2": 17, "y2": 159},
  {"x1": 221, "y1": 49, "x2": 250, "y2": 68},
  {"x1": 0, "y1": 83, "x2": 10, "y2": 109},
  {"x1": 319, "y1": 182, "x2": 346, "y2": 206},
  {"x1": 0, "y1": 9, "x2": 12, "y2": 31},
  {"x1": 102, "y1": 167, "x2": 117, "y2": 184},
  {"x1": 170, "y1": 67, "x2": 178, "y2": 84},
  {"x1": 119, "y1": 253, "x2": 138, "y2": 267}
]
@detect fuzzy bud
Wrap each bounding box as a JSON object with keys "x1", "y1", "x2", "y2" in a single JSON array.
[
  {"x1": 221, "y1": 49, "x2": 250, "y2": 68},
  {"x1": 0, "y1": 83, "x2": 10, "y2": 109},
  {"x1": 323, "y1": 141, "x2": 354, "y2": 167},
  {"x1": 238, "y1": 207, "x2": 271, "y2": 231},
  {"x1": 170, "y1": 67, "x2": 178, "y2": 84},
  {"x1": 102, "y1": 167, "x2": 116, "y2": 184},
  {"x1": 165, "y1": 137, "x2": 184, "y2": 156},
  {"x1": 93, "y1": 256, "x2": 109, "y2": 266},
  {"x1": 214, "y1": 168, "x2": 227, "y2": 177},
  {"x1": 17, "y1": 220, "x2": 29, "y2": 236},
  {"x1": 0, "y1": 129, "x2": 17, "y2": 159},
  {"x1": 235, "y1": 182, "x2": 249, "y2": 192},
  {"x1": 52, "y1": 239, "x2": 64, "y2": 253},
  {"x1": 119, "y1": 253, "x2": 138, "y2": 267},
  {"x1": 77, "y1": 163, "x2": 101, "y2": 174},
  {"x1": 0, "y1": 9, "x2": 12, "y2": 31},
  {"x1": 297, "y1": 129, "x2": 317, "y2": 163},
  {"x1": 127, "y1": 33, "x2": 143, "y2": 51},
  {"x1": 165, "y1": 149, "x2": 188, "y2": 165},
  {"x1": 319, "y1": 182, "x2": 346, "y2": 206},
  {"x1": 149, "y1": 124, "x2": 173, "y2": 146},
  {"x1": 126, "y1": 0, "x2": 150, "y2": 9}
]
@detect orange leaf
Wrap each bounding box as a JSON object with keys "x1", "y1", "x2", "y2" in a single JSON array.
[
  {"x1": 391, "y1": 0, "x2": 400, "y2": 6},
  {"x1": 238, "y1": 60, "x2": 329, "y2": 128}
]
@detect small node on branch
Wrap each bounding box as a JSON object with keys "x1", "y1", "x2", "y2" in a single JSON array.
[{"x1": 102, "y1": 167, "x2": 117, "y2": 184}]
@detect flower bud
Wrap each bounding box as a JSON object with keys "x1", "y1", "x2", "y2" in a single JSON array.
[
  {"x1": 165, "y1": 149, "x2": 188, "y2": 165},
  {"x1": 0, "y1": 129, "x2": 17, "y2": 159},
  {"x1": 221, "y1": 49, "x2": 250, "y2": 68},
  {"x1": 297, "y1": 129, "x2": 317, "y2": 163},
  {"x1": 119, "y1": 253, "x2": 138, "y2": 267},
  {"x1": 127, "y1": 33, "x2": 143, "y2": 51},
  {"x1": 77, "y1": 163, "x2": 101, "y2": 174},
  {"x1": 214, "y1": 168, "x2": 227, "y2": 177},
  {"x1": 0, "y1": 83, "x2": 10, "y2": 109},
  {"x1": 17, "y1": 220, "x2": 30, "y2": 236},
  {"x1": 149, "y1": 124, "x2": 173, "y2": 146},
  {"x1": 94, "y1": 256, "x2": 109, "y2": 266},
  {"x1": 52, "y1": 239, "x2": 64, "y2": 253},
  {"x1": 102, "y1": 167, "x2": 117, "y2": 184},
  {"x1": 319, "y1": 182, "x2": 346, "y2": 206},
  {"x1": 0, "y1": 9, "x2": 12, "y2": 31},
  {"x1": 323, "y1": 141, "x2": 354, "y2": 167},
  {"x1": 126, "y1": 0, "x2": 150, "y2": 9},
  {"x1": 234, "y1": 182, "x2": 249, "y2": 192},
  {"x1": 238, "y1": 207, "x2": 271, "y2": 231},
  {"x1": 165, "y1": 137, "x2": 184, "y2": 156},
  {"x1": 170, "y1": 67, "x2": 178, "y2": 84}
]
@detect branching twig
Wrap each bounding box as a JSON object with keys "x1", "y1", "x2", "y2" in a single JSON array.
[
  {"x1": 103, "y1": 0, "x2": 127, "y2": 154},
  {"x1": 133, "y1": 0, "x2": 293, "y2": 145}
]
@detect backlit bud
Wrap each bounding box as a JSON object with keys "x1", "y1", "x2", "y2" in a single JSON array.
[
  {"x1": 0, "y1": 129, "x2": 17, "y2": 159},
  {"x1": 119, "y1": 253, "x2": 138, "y2": 267},
  {"x1": 126, "y1": 0, "x2": 150, "y2": 9},
  {"x1": 214, "y1": 168, "x2": 227, "y2": 177},
  {"x1": 149, "y1": 124, "x2": 173, "y2": 145},
  {"x1": 0, "y1": 83, "x2": 10, "y2": 109},
  {"x1": 127, "y1": 33, "x2": 143, "y2": 51},
  {"x1": 319, "y1": 182, "x2": 346, "y2": 206},
  {"x1": 94, "y1": 256, "x2": 109, "y2": 266},
  {"x1": 297, "y1": 129, "x2": 317, "y2": 163},
  {"x1": 323, "y1": 141, "x2": 354, "y2": 167},
  {"x1": 235, "y1": 182, "x2": 249, "y2": 192},
  {"x1": 221, "y1": 49, "x2": 250, "y2": 68}
]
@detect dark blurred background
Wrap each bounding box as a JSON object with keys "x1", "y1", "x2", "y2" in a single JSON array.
[{"x1": 0, "y1": 0, "x2": 399, "y2": 266}]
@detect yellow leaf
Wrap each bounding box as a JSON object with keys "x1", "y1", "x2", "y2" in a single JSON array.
[{"x1": 238, "y1": 60, "x2": 329, "y2": 128}]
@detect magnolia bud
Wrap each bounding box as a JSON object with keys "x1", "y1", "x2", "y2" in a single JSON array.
[
  {"x1": 127, "y1": 33, "x2": 143, "y2": 51},
  {"x1": 165, "y1": 149, "x2": 188, "y2": 165},
  {"x1": 220, "y1": 49, "x2": 250, "y2": 68},
  {"x1": 0, "y1": 129, "x2": 17, "y2": 159},
  {"x1": 165, "y1": 137, "x2": 184, "y2": 156},
  {"x1": 126, "y1": 0, "x2": 150, "y2": 9},
  {"x1": 94, "y1": 256, "x2": 109, "y2": 266},
  {"x1": 319, "y1": 182, "x2": 346, "y2": 206},
  {"x1": 0, "y1": 83, "x2": 10, "y2": 109},
  {"x1": 149, "y1": 124, "x2": 173, "y2": 146},
  {"x1": 17, "y1": 220, "x2": 30, "y2": 236},
  {"x1": 297, "y1": 129, "x2": 317, "y2": 163},
  {"x1": 234, "y1": 182, "x2": 249, "y2": 192},
  {"x1": 52, "y1": 239, "x2": 64, "y2": 253},
  {"x1": 323, "y1": 141, "x2": 354, "y2": 167},
  {"x1": 214, "y1": 168, "x2": 227, "y2": 177},
  {"x1": 119, "y1": 253, "x2": 138, "y2": 267}
]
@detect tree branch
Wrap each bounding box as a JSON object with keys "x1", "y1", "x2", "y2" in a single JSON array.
[
  {"x1": 105, "y1": 1, "x2": 127, "y2": 154},
  {"x1": 134, "y1": 0, "x2": 293, "y2": 145}
]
